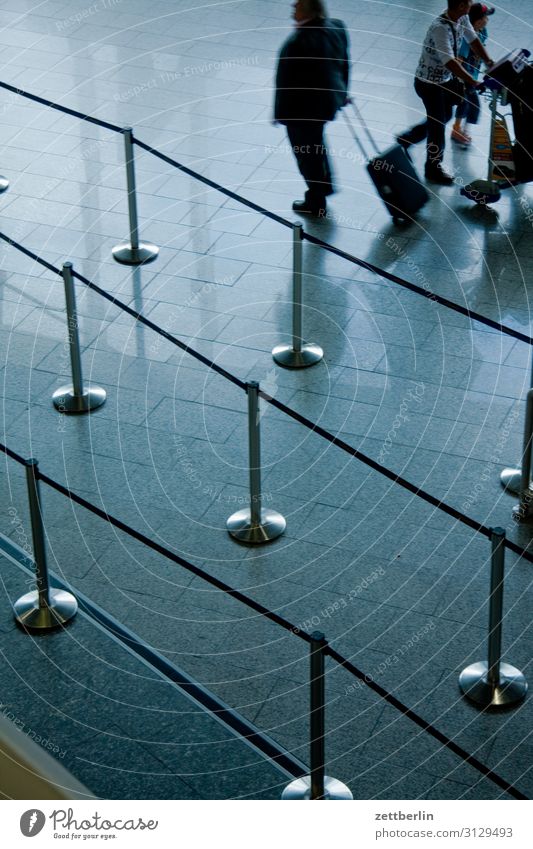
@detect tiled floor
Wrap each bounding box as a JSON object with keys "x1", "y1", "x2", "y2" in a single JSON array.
[
  {"x1": 0, "y1": 556, "x2": 290, "y2": 800},
  {"x1": 0, "y1": 0, "x2": 532, "y2": 800}
]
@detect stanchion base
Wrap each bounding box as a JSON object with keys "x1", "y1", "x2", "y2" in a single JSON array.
[
  {"x1": 0, "y1": 176, "x2": 9, "y2": 193},
  {"x1": 112, "y1": 242, "x2": 159, "y2": 265},
  {"x1": 227, "y1": 508, "x2": 286, "y2": 544},
  {"x1": 281, "y1": 775, "x2": 353, "y2": 800},
  {"x1": 272, "y1": 343, "x2": 323, "y2": 369},
  {"x1": 14, "y1": 589, "x2": 78, "y2": 631},
  {"x1": 500, "y1": 468, "x2": 522, "y2": 495},
  {"x1": 459, "y1": 661, "x2": 527, "y2": 708},
  {"x1": 511, "y1": 491, "x2": 533, "y2": 521},
  {"x1": 53, "y1": 385, "x2": 107, "y2": 414}
]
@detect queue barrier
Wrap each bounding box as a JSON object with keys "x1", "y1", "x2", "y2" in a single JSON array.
[
  {"x1": 226, "y1": 381, "x2": 286, "y2": 544},
  {"x1": 272, "y1": 222, "x2": 323, "y2": 369},
  {"x1": 52, "y1": 262, "x2": 106, "y2": 414},
  {"x1": 0, "y1": 79, "x2": 532, "y2": 797},
  {"x1": 1, "y1": 441, "x2": 529, "y2": 800},
  {"x1": 112, "y1": 128, "x2": 159, "y2": 266},
  {"x1": 13, "y1": 459, "x2": 77, "y2": 631},
  {"x1": 459, "y1": 527, "x2": 527, "y2": 708},
  {"x1": 282, "y1": 632, "x2": 353, "y2": 800}
]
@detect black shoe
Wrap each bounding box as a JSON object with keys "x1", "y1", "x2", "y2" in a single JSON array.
[
  {"x1": 292, "y1": 199, "x2": 327, "y2": 217},
  {"x1": 424, "y1": 164, "x2": 454, "y2": 185}
]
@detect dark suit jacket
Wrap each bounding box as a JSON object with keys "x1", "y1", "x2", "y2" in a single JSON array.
[{"x1": 274, "y1": 18, "x2": 350, "y2": 124}]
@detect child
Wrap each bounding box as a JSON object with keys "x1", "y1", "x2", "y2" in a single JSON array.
[{"x1": 451, "y1": 3, "x2": 495, "y2": 146}]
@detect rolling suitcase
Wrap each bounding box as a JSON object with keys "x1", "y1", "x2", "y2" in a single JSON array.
[{"x1": 343, "y1": 103, "x2": 429, "y2": 223}]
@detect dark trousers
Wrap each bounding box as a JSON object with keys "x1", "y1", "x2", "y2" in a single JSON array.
[
  {"x1": 401, "y1": 77, "x2": 454, "y2": 167},
  {"x1": 456, "y1": 85, "x2": 480, "y2": 125},
  {"x1": 285, "y1": 121, "x2": 334, "y2": 206}
]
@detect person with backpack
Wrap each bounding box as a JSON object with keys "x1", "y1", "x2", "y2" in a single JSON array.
[{"x1": 274, "y1": 0, "x2": 350, "y2": 216}]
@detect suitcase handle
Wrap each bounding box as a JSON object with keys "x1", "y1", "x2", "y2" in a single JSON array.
[
  {"x1": 350, "y1": 100, "x2": 381, "y2": 156},
  {"x1": 342, "y1": 100, "x2": 381, "y2": 160}
]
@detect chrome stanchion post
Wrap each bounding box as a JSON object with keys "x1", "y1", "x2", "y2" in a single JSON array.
[
  {"x1": 272, "y1": 223, "x2": 323, "y2": 369},
  {"x1": 459, "y1": 528, "x2": 527, "y2": 708},
  {"x1": 0, "y1": 175, "x2": 9, "y2": 193},
  {"x1": 226, "y1": 381, "x2": 286, "y2": 544},
  {"x1": 310, "y1": 631, "x2": 326, "y2": 799},
  {"x1": 292, "y1": 222, "x2": 304, "y2": 357},
  {"x1": 282, "y1": 632, "x2": 353, "y2": 800},
  {"x1": 501, "y1": 386, "x2": 533, "y2": 500},
  {"x1": 52, "y1": 263, "x2": 106, "y2": 414},
  {"x1": 13, "y1": 459, "x2": 78, "y2": 631},
  {"x1": 112, "y1": 127, "x2": 159, "y2": 265},
  {"x1": 501, "y1": 389, "x2": 533, "y2": 517}
]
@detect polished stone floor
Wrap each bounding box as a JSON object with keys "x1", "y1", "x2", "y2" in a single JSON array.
[{"x1": 0, "y1": 0, "x2": 532, "y2": 800}]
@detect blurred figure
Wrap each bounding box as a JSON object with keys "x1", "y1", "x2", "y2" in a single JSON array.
[{"x1": 274, "y1": 0, "x2": 350, "y2": 216}]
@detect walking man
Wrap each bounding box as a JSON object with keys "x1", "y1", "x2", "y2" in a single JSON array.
[
  {"x1": 274, "y1": 0, "x2": 350, "y2": 216},
  {"x1": 398, "y1": 0, "x2": 493, "y2": 184}
]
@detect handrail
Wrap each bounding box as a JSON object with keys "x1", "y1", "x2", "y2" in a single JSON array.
[{"x1": 0, "y1": 441, "x2": 527, "y2": 800}]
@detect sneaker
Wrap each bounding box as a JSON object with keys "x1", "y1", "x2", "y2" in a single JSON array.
[
  {"x1": 292, "y1": 199, "x2": 327, "y2": 217},
  {"x1": 424, "y1": 164, "x2": 454, "y2": 185},
  {"x1": 451, "y1": 128, "x2": 472, "y2": 145}
]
